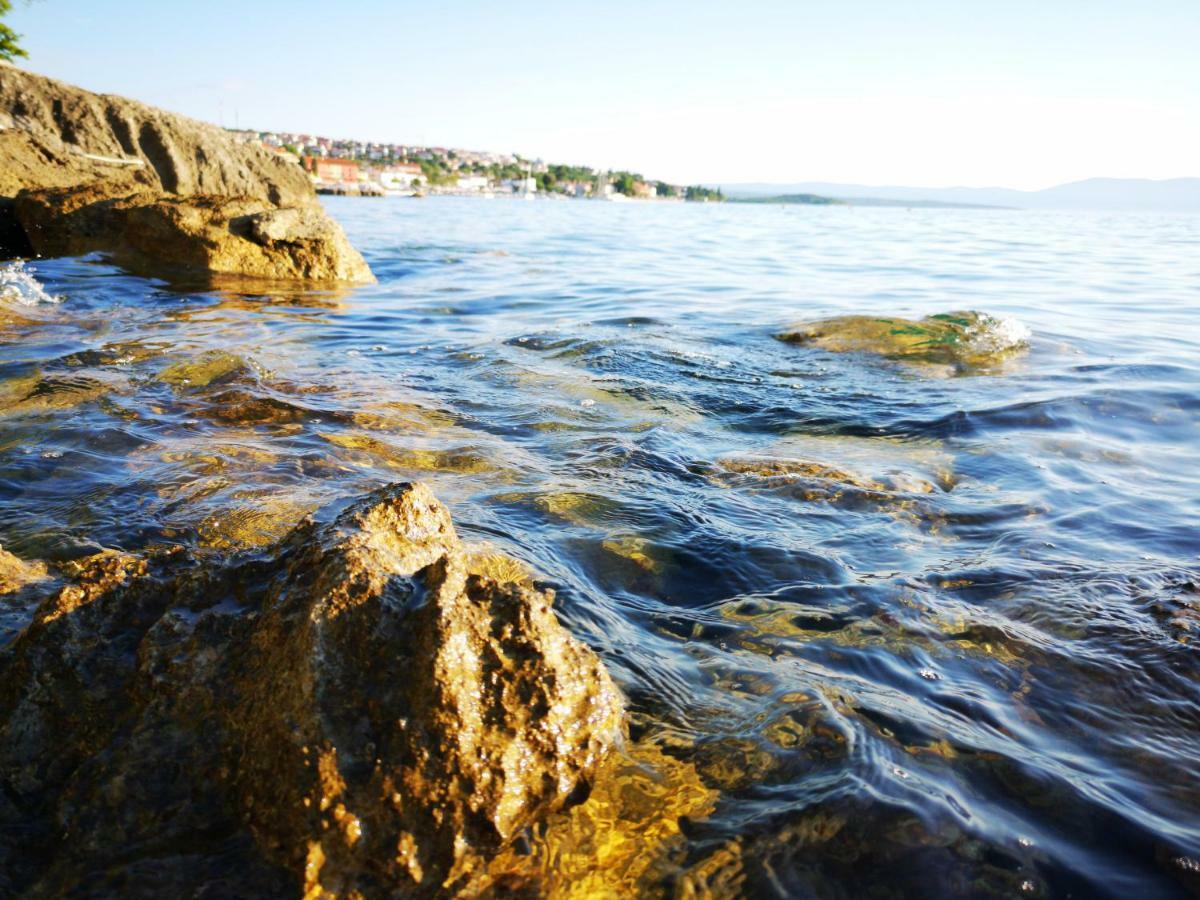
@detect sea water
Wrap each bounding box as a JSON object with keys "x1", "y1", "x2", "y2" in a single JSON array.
[{"x1": 1, "y1": 198, "x2": 1198, "y2": 896}]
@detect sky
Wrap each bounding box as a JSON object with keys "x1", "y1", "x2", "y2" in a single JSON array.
[{"x1": 7, "y1": 0, "x2": 1199, "y2": 189}]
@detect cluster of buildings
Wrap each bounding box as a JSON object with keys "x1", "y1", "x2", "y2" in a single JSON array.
[
  {"x1": 229, "y1": 129, "x2": 522, "y2": 170},
  {"x1": 229, "y1": 128, "x2": 691, "y2": 199}
]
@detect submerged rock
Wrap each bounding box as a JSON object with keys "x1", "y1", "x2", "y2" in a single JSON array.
[
  {"x1": 0, "y1": 546, "x2": 48, "y2": 596},
  {"x1": 156, "y1": 350, "x2": 251, "y2": 389},
  {"x1": 0, "y1": 369, "x2": 120, "y2": 416},
  {"x1": 485, "y1": 741, "x2": 718, "y2": 897},
  {"x1": 777, "y1": 311, "x2": 1029, "y2": 368},
  {"x1": 0, "y1": 482, "x2": 626, "y2": 896},
  {"x1": 715, "y1": 455, "x2": 937, "y2": 495}
]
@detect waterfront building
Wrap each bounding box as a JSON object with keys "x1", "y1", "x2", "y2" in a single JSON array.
[
  {"x1": 455, "y1": 175, "x2": 491, "y2": 192},
  {"x1": 302, "y1": 156, "x2": 360, "y2": 185},
  {"x1": 378, "y1": 163, "x2": 427, "y2": 192}
]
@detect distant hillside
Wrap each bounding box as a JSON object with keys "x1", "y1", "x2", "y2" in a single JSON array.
[
  {"x1": 721, "y1": 177, "x2": 1200, "y2": 211},
  {"x1": 730, "y1": 193, "x2": 840, "y2": 206},
  {"x1": 732, "y1": 194, "x2": 1003, "y2": 210}
]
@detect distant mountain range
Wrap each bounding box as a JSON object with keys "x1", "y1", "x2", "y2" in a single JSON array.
[{"x1": 719, "y1": 177, "x2": 1200, "y2": 211}]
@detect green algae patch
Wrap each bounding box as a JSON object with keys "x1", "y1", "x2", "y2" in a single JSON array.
[
  {"x1": 777, "y1": 310, "x2": 1029, "y2": 369},
  {"x1": 156, "y1": 351, "x2": 250, "y2": 389}
]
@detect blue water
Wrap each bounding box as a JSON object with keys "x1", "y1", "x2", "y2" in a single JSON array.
[{"x1": 2, "y1": 197, "x2": 1199, "y2": 896}]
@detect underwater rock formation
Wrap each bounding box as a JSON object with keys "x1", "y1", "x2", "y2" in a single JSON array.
[
  {"x1": 0, "y1": 482, "x2": 626, "y2": 896},
  {"x1": 0, "y1": 64, "x2": 371, "y2": 283},
  {"x1": 777, "y1": 311, "x2": 1029, "y2": 368}
]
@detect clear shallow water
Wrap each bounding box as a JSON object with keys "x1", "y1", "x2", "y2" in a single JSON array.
[{"x1": 2, "y1": 198, "x2": 1200, "y2": 896}]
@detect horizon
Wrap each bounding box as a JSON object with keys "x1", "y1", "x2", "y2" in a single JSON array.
[{"x1": 8, "y1": 0, "x2": 1200, "y2": 190}]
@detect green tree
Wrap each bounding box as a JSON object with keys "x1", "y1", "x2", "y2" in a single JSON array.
[
  {"x1": 612, "y1": 171, "x2": 641, "y2": 197},
  {"x1": 685, "y1": 185, "x2": 724, "y2": 202},
  {"x1": 1, "y1": 0, "x2": 28, "y2": 62}
]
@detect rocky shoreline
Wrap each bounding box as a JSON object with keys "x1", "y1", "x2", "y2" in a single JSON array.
[
  {"x1": 0, "y1": 483, "x2": 633, "y2": 896},
  {"x1": 0, "y1": 65, "x2": 664, "y2": 896},
  {"x1": 0, "y1": 63, "x2": 372, "y2": 284}
]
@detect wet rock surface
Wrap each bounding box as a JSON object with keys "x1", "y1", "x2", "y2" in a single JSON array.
[
  {"x1": 0, "y1": 64, "x2": 372, "y2": 283},
  {"x1": 777, "y1": 310, "x2": 1030, "y2": 369},
  {"x1": 13, "y1": 183, "x2": 374, "y2": 284},
  {"x1": 0, "y1": 545, "x2": 48, "y2": 595},
  {"x1": 0, "y1": 482, "x2": 626, "y2": 897}
]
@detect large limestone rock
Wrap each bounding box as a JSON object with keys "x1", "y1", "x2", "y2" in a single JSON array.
[
  {"x1": 15, "y1": 182, "x2": 374, "y2": 283},
  {"x1": 0, "y1": 63, "x2": 372, "y2": 283},
  {"x1": 0, "y1": 63, "x2": 311, "y2": 205},
  {"x1": 0, "y1": 482, "x2": 625, "y2": 896}
]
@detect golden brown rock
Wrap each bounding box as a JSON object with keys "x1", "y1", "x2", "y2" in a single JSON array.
[
  {"x1": 237, "y1": 483, "x2": 626, "y2": 895},
  {"x1": 0, "y1": 64, "x2": 311, "y2": 206},
  {"x1": 0, "y1": 64, "x2": 373, "y2": 283},
  {"x1": 14, "y1": 184, "x2": 374, "y2": 284},
  {"x1": 482, "y1": 741, "x2": 718, "y2": 897},
  {"x1": 0, "y1": 482, "x2": 625, "y2": 896},
  {"x1": 0, "y1": 546, "x2": 48, "y2": 595}
]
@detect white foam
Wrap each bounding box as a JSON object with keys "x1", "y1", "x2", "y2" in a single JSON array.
[
  {"x1": 0, "y1": 261, "x2": 61, "y2": 307},
  {"x1": 966, "y1": 313, "x2": 1031, "y2": 353}
]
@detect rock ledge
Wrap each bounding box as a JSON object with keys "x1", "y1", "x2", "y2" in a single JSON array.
[{"x1": 1, "y1": 64, "x2": 372, "y2": 283}]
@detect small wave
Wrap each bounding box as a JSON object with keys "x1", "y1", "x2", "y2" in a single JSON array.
[
  {"x1": 964, "y1": 312, "x2": 1031, "y2": 354},
  {"x1": 0, "y1": 261, "x2": 61, "y2": 307}
]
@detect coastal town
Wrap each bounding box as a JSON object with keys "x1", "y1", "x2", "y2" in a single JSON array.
[{"x1": 227, "y1": 128, "x2": 723, "y2": 201}]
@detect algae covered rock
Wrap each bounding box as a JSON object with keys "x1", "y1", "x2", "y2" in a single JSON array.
[
  {"x1": 777, "y1": 311, "x2": 1029, "y2": 368},
  {"x1": 0, "y1": 482, "x2": 625, "y2": 896}
]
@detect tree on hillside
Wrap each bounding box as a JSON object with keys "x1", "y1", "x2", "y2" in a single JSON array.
[
  {"x1": 612, "y1": 171, "x2": 638, "y2": 197},
  {"x1": 1, "y1": 0, "x2": 28, "y2": 62}
]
